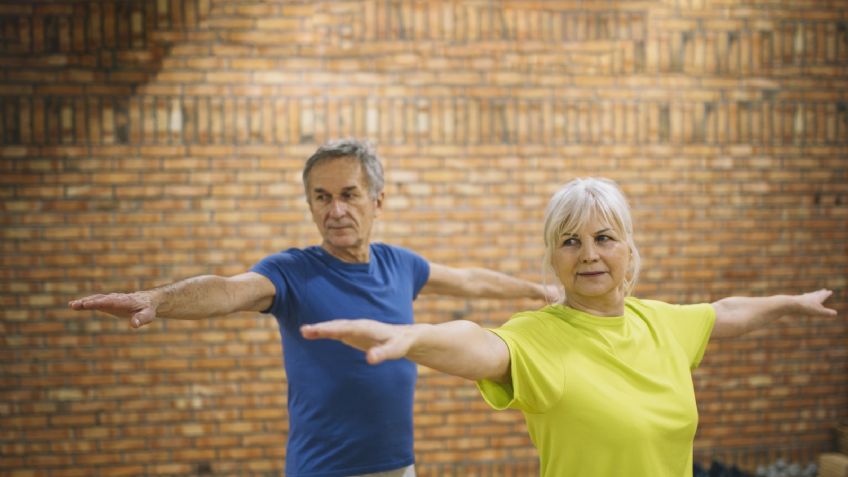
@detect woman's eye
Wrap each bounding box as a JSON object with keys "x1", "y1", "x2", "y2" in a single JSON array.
[
  {"x1": 562, "y1": 238, "x2": 578, "y2": 247},
  {"x1": 596, "y1": 235, "x2": 612, "y2": 243}
]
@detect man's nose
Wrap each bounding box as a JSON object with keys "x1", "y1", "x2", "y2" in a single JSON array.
[{"x1": 329, "y1": 199, "x2": 347, "y2": 217}]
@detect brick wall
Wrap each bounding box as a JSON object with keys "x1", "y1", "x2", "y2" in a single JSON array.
[{"x1": 1, "y1": 1, "x2": 846, "y2": 475}]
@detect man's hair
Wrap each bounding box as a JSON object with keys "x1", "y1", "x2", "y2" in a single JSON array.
[
  {"x1": 302, "y1": 139, "x2": 384, "y2": 200},
  {"x1": 542, "y1": 177, "x2": 641, "y2": 301}
]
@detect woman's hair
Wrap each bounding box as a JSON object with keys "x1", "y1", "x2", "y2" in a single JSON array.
[
  {"x1": 542, "y1": 177, "x2": 641, "y2": 303},
  {"x1": 302, "y1": 138, "x2": 384, "y2": 200}
]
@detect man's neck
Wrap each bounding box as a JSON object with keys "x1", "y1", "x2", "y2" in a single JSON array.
[{"x1": 321, "y1": 242, "x2": 371, "y2": 263}]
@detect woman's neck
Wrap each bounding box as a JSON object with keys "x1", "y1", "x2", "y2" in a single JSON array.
[{"x1": 564, "y1": 295, "x2": 625, "y2": 317}]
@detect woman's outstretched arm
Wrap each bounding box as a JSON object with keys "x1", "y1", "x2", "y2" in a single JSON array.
[
  {"x1": 301, "y1": 319, "x2": 511, "y2": 383},
  {"x1": 711, "y1": 289, "x2": 837, "y2": 339}
]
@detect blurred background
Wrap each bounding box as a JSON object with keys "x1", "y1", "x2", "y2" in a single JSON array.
[{"x1": 1, "y1": 0, "x2": 846, "y2": 475}]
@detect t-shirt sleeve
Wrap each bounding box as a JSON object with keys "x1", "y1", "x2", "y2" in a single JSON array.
[
  {"x1": 387, "y1": 245, "x2": 430, "y2": 299},
  {"x1": 477, "y1": 313, "x2": 565, "y2": 414},
  {"x1": 647, "y1": 300, "x2": 716, "y2": 369},
  {"x1": 410, "y1": 254, "x2": 429, "y2": 299},
  {"x1": 250, "y1": 251, "x2": 298, "y2": 318}
]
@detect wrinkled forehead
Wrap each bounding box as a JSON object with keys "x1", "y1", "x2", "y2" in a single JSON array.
[
  {"x1": 306, "y1": 157, "x2": 368, "y2": 190},
  {"x1": 557, "y1": 205, "x2": 621, "y2": 238}
]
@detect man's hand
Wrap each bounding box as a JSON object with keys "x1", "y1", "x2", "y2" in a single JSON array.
[
  {"x1": 69, "y1": 292, "x2": 158, "y2": 329},
  {"x1": 301, "y1": 319, "x2": 415, "y2": 365},
  {"x1": 543, "y1": 283, "x2": 561, "y2": 303}
]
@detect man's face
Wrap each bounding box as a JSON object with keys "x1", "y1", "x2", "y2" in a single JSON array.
[{"x1": 306, "y1": 157, "x2": 383, "y2": 258}]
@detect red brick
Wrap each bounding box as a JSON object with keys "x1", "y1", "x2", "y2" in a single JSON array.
[{"x1": 4, "y1": 1, "x2": 847, "y2": 475}]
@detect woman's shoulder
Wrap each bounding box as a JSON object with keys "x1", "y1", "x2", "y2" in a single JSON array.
[
  {"x1": 624, "y1": 296, "x2": 714, "y2": 321},
  {"x1": 625, "y1": 296, "x2": 668, "y2": 308},
  {"x1": 500, "y1": 305, "x2": 572, "y2": 331}
]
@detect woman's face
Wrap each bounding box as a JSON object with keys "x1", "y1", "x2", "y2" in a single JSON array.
[{"x1": 551, "y1": 214, "x2": 631, "y2": 312}]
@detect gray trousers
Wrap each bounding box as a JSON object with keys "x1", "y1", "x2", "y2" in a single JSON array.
[{"x1": 352, "y1": 464, "x2": 416, "y2": 477}]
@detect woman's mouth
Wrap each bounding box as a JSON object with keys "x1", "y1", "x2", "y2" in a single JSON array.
[{"x1": 577, "y1": 271, "x2": 606, "y2": 277}]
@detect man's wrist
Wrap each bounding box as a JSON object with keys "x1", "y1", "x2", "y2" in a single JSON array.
[{"x1": 139, "y1": 290, "x2": 162, "y2": 311}]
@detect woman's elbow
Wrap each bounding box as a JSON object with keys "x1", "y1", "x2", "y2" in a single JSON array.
[{"x1": 711, "y1": 314, "x2": 749, "y2": 339}]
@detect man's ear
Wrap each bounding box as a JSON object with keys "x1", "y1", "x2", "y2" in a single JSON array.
[{"x1": 374, "y1": 191, "x2": 385, "y2": 215}]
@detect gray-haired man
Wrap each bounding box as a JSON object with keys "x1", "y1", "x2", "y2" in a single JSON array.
[{"x1": 70, "y1": 139, "x2": 550, "y2": 477}]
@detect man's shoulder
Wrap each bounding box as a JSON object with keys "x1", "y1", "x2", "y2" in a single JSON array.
[
  {"x1": 371, "y1": 242, "x2": 400, "y2": 252},
  {"x1": 371, "y1": 242, "x2": 423, "y2": 261},
  {"x1": 259, "y1": 246, "x2": 322, "y2": 266}
]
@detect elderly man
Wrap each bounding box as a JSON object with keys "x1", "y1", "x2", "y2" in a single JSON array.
[{"x1": 70, "y1": 139, "x2": 549, "y2": 477}]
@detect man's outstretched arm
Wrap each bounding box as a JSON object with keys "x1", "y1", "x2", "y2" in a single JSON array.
[
  {"x1": 421, "y1": 263, "x2": 554, "y2": 301},
  {"x1": 69, "y1": 272, "x2": 276, "y2": 328}
]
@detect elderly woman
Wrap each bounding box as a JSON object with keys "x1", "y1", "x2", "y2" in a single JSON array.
[{"x1": 301, "y1": 177, "x2": 837, "y2": 477}]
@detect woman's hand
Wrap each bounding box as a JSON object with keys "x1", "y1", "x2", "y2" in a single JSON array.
[
  {"x1": 301, "y1": 319, "x2": 416, "y2": 364},
  {"x1": 792, "y1": 289, "x2": 838, "y2": 317},
  {"x1": 302, "y1": 319, "x2": 512, "y2": 382}
]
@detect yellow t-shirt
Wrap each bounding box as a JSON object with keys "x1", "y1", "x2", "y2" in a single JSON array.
[{"x1": 477, "y1": 297, "x2": 715, "y2": 477}]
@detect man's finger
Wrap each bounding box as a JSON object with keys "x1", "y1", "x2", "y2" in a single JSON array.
[
  {"x1": 69, "y1": 294, "x2": 107, "y2": 310},
  {"x1": 82, "y1": 294, "x2": 132, "y2": 310},
  {"x1": 131, "y1": 308, "x2": 156, "y2": 328}
]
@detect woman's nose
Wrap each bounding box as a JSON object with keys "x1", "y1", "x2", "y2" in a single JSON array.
[{"x1": 580, "y1": 242, "x2": 599, "y2": 262}]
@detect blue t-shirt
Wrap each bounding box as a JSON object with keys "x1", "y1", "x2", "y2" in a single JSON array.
[{"x1": 251, "y1": 243, "x2": 430, "y2": 477}]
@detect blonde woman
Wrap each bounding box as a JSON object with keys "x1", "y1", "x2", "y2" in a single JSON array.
[{"x1": 302, "y1": 177, "x2": 837, "y2": 477}]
